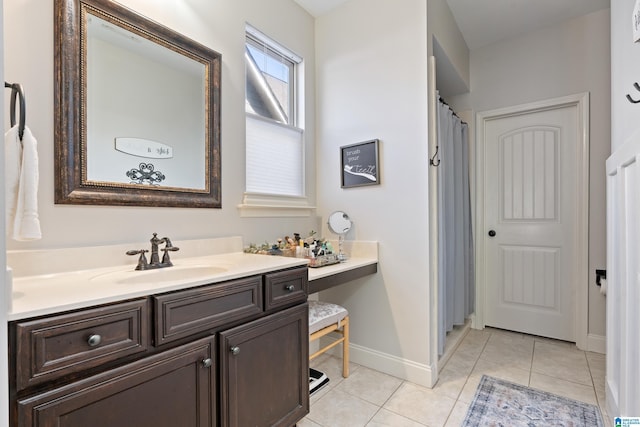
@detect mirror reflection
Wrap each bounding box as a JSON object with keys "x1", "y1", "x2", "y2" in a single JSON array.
[{"x1": 85, "y1": 13, "x2": 206, "y2": 189}]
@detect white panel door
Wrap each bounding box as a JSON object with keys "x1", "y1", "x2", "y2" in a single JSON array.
[
  {"x1": 606, "y1": 134, "x2": 640, "y2": 416},
  {"x1": 484, "y1": 105, "x2": 578, "y2": 341}
]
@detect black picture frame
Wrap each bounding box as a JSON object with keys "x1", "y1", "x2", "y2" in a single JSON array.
[{"x1": 340, "y1": 139, "x2": 380, "y2": 188}]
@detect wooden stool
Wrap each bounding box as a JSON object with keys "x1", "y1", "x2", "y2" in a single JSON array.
[{"x1": 308, "y1": 301, "x2": 349, "y2": 378}]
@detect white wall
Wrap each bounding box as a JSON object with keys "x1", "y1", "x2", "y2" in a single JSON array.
[
  {"x1": 467, "y1": 9, "x2": 611, "y2": 342},
  {"x1": 316, "y1": 0, "x2": 434, "y2": 385},
  {"x1": 0, "y1": 0, "x2": 9, "y2": 423},
  {"x1": 3, "y1": 0, "x2": 318, "y2": 251},
  {"x1": 611, "y1": 0, "x2": 640, "y2": 151},
  {"x1": 427, "y1": 0, "x2": 470, "y2": 98},
  {"x1": 426, "y1": 0, "x2": 469, "y2": 90}
]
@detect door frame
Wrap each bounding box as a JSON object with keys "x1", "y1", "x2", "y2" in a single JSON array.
[{"x1": 474, "y1": 93, "x2": 590, "y2": 349}]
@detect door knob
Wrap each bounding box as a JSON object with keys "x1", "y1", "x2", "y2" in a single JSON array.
[
  {"x1": 488, "y1": 230, "x2": 496, "y2": 237},
  {"x1": 230, "y1": 346, "x2": 240, "y2": 356}
]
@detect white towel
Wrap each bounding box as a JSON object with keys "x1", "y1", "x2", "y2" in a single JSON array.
[{"x1": 5, "y1": 124, "x2": 41, "y2": 241}]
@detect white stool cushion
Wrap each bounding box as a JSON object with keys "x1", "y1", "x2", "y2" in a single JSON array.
[{"x1": 309, "y1": 301, "x2": 348, "y2": 334}]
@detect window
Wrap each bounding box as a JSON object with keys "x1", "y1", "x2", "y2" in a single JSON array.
[
  {"x1": 241, "y1": 25, "x2": 313, "y2": 216},
  {"x1": 245, "y1": 36, "x2": 294, "y2": 125}
]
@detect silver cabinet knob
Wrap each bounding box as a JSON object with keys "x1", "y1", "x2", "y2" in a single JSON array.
[
  {"x1": 87, "y1": 334, "x2": 102, "y2": 347},
  {"x1": 230, "y1": 346, "x2": 240, "y2": 356},
  {"x1": 285, "y1": 284, "x2": 295, "y2": 292},
  {"x1": 202, "y1": 358, "x2": 212, "y2": 368}
]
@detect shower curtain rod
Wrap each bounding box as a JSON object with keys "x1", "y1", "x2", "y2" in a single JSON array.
[{"x1": 438, "y1": 96, "x2": 467, "y2": 125}]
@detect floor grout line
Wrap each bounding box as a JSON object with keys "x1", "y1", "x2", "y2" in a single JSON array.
[
  {"x1": 305, "y1": 327, "x2": 606, "y2": 427},
  {"x1": 529, "y1": 339, "x2": 536, "y2": 387},
  {"x1": 441, "y1": 329, "x2": 492, "y2": 427}
]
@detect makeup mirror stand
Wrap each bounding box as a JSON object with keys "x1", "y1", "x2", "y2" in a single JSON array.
[{"x1": 327, "y1": 211, "x2": 352, "y2": 262}]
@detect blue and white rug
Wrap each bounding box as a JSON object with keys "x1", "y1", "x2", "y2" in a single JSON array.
[{"x1": 462, "y1": 375, "x2": 604, "y2": 427}]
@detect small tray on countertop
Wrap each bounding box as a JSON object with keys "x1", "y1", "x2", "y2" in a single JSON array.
[{"x1": 308, "y1": 254, "x2": 341, "y2": 268}]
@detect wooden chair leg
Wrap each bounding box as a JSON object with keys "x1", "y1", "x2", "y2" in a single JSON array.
[{"x1": 342, "y1": 316, "x2": 349, "y2": 378}]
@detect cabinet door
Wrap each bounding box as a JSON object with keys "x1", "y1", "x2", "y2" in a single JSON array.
[
  {"x1": 220, "y1": 304, "x2": 309, "y2": 427},
  {"x1": 17, "y1": 337, "x2": 216, "y2": 427}
]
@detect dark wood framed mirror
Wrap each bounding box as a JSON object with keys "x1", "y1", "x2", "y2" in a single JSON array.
[{"x1": 54, "y1": 0, "x2": 221, "y2": 207}]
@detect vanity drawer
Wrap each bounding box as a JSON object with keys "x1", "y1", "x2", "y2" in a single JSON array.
[
  {"x1": 14, "y1": 299, "x2": 149, "y2": 391},
  {"x1": 264, "y1": 267, "x2": 308, "y2": 311},
  {"x1": 154, "y1": 275, "x2": 263, "y2": 346}
]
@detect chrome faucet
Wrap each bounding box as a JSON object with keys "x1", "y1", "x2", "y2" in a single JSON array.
[{"x1": 126, "y1": 233, "x2": 180, "y2": 271}]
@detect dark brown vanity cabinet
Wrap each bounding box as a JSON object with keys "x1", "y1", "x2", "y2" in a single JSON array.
[
  {"x1": 220, "y1": 304, "x2": 309, "y2": 427},
  {"x1": 13, "y1": 299, "x2": 150, "y2": 392},
  {"x1": 16, "y1": 337, "x2": 216, "y2": 427},
  {"x1": 10, "y1": 266, "x2": 309, "y2": 427}
]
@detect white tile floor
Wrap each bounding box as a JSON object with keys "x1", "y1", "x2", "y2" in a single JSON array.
[{"x1": 299, "y1": 327, "x2": 611, "y2": 427}]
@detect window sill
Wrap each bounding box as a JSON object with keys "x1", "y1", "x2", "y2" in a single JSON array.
[{"x1": 237, "y1": 193, "x2": 315, "y2": 218}]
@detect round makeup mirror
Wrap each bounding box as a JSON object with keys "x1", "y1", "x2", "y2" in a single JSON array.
[{"x1": 328, "y1": 211, "x2": 352, "y2": 261}]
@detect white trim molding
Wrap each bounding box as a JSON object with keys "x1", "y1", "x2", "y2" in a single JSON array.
[
  {"x1": 475, "y1": 92, "x2": 590, "y2": 350},
  {"x1": 427, "y1": 56, "x2": 441, "y2": 381},
  {"x1": 321, "y1": 338, "x2": 435, "y2": 388},
  {"x1": 237, "y1": 193, "x2": 315, "y2": 217},
  {"x1": 587, "y1": 334, "x2": 606, "y2": 354}
]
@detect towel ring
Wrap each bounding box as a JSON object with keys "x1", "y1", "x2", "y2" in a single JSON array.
[{"x1": 4, "y1": 82, "x2": 26, "y2": 141}]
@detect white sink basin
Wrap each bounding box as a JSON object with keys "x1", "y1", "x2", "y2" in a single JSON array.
[{"x1": 90, "y1": 265, "x2": 228, "y2": 285}]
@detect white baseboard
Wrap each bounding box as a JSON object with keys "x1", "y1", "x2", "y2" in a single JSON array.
[
  {"x1": 606, "y1": 379, "x2": 619, "y2": 418},
  {"x1": 587, "y1": 334, "x2": 606, "y2": 354},
  {"x1": 320, "y1": 337, "x2": 435, "y2": 388}
]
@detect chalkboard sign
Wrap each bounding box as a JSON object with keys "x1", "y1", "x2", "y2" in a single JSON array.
[{"x1": 340, "y1": 139, "x2": 380, "y2": 188}]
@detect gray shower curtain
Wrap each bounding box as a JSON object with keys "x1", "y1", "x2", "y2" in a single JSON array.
[{"x1": 437, "y1": 98, "x2": 474, "y2": 357}]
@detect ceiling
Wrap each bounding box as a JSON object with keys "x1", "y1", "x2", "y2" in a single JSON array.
[
  {"x1": 446, "y1": 0, "x2": 610, "y2": 50},
  {"x1": 293, "y1": 0, "x2": 349, "y2": 17},
  {"x1": 294, "y1": 0, "x2": 610, "y2": 50}
]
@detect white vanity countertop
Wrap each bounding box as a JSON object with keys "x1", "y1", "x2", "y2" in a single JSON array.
[
  {"x1": 9, "y1": 252, "x2": 307, "y2": 321},
  {"x1": 7, "y1": 237, "x2": 378, "y2": 321}
]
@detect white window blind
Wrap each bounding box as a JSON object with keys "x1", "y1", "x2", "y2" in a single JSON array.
[{"x1": 246, "y1": 114, "x2": 304, "y2": 196}]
